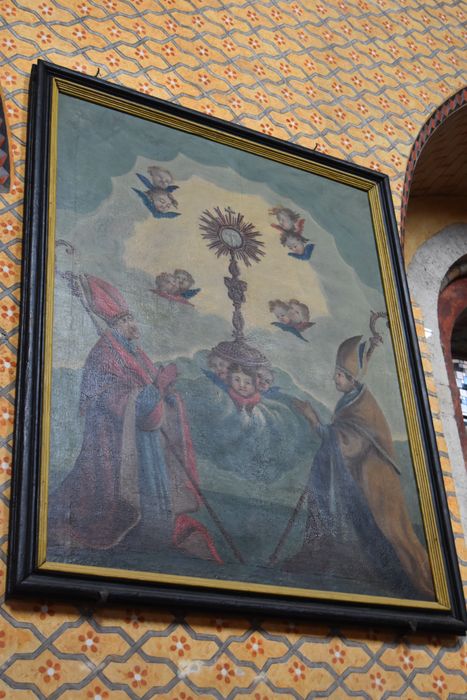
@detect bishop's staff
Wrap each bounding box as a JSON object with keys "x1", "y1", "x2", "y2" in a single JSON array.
[
  {"x1": 269, "y1": 310, "x2": 389, "y2": 565},
  {"x1": 55, "y1": 239, "x2": 245, "y2": 564}
]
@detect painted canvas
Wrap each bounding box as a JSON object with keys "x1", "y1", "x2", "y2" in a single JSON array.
[{"x1": 42, "y1": 87, "x2": 438, "y2": 608}]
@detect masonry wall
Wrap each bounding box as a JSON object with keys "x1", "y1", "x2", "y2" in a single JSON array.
[
  {"x1": 404, "y1": 197, "x2": 467, "y2": 266},
  {"x1": 0, "y1": 1, "x2": 465, "y2": 697}
]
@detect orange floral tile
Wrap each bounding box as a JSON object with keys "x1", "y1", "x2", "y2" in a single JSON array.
[
  {"x1": 412, "y1": 669, "x2": 465, "y2": 696},
  {"x1": 0, "y1": 252, "x2": 19, "y2": 285},
  {"x1": 161, "y1": 39, "x2": 201, "y2": 69},
  {"x1": 163, "y1": 14, "x2": 200, "y2": 41},
  {"x1": 262, "y1": 618, "x2": 330, "y2": 640},
  {"x1": 2, "y1": 102, "x2": 25, "y2": 128},
  {"x1": 379, "y1": 644, "x2": 433, "y2": 672},
  {"x1": 242, "y1": 85, "x2": 286, "y2": 112},
  {"x1": 94, "y1": 605, "x2": 174, "y2": 640},
  {"x1": 0, "y1": 301, "x2": 19, "y2": 334},
  {"x1": 345, "y1": 667, "x2": 404, "y2": 695},
  {"x1": 186, "y1": 614, "x2": 254, "y2": 642},
  {"x1": 433, "y1": 642, "x2": 467, "y2": 671},
  {"x1": 0, "y1": 503, "x2": 8, "y2": 539},
  {"x1": 190, "y1": 653, "x2": 256, "y2": 697},
  {"x1": 65, "y1": 682, "x2": 129, "y2": 699},
  {"x1": 189, "y1": 70, "x2": 229, "y2": 94},
  {"x1": 266, "y1": 28, "x2": 304, "y2": 54},
  {"x1": 301, "y1": 638, "x2": 371, "y2": 669},
  {"x1": 234, "y1": 6, "x2": 273, "y2": 29},
  {"x1": 0, "y1": 680, "x2": 38, "y2": 700},
  {"x1": 348, "y1": 124, "x2": 393, "y2": 151},
  {"x1": 340, "y1": 625, "x2": 395, "y2": 646},
  {"x1": 33, "y1": 2, "x2": 75, "y2": 21},
  {"x1": 268, "y1": 657, "x2": 334, "y2": 693},
  {"x1": 247, "y1": 58, "x2": 283, "y2": 84},
  {"x1": 212, "y1": 34, "x2": 263, "y2": 59},
  {"x1": 203, "y1": 97, "x2": 242, "y2": 122},
  {"x1": 256, "y1": 113, "x2": 291, "y2": 141},
  {"x1": 156, "y1": 0, "x2": 192, "y2": 14},
  {"x1": 0, "y1": 215, "x2": 21, "y2": 242},
  {"x1": 142, "y1": 627, "x2": 218, "y2": 662},
  {"x1": 166, "y1": 681, "x2": 217, "y2": 699},
  {"x1": 249, "y1": 682, "x2": 296, "y2": 700},
  {"x1": 5, "y1": 651, "x2": 89, "y2": 695},
  {"x1": 389, "y1": 691, "x2": 435, "y2": 700},
  {"x1": 102, "y1": 655, "x2": 175, "y2": 697},
  {"x1": 0, "y1": 618, "x2": 40, "y2": 663},
  {"x1": 54, "y1": 622, "x2": 129, "y2": 662},
  {"x1": 71, "y1": 24, "x2": 113, "y2": 50},
  {"x1": 408, "y1": 631, "x2": 460, "y2": 652},
  {"x1": 4, "y1": 245, "x2": 22, "y2": 269},
  {"x1": 0, "y1": 26, "x2": 20, "y2": 50},
  {"x1": 316, "y1": 102, "x2": 363, "y2": 128},
  {"x1": 0, "y1": 398, "x2": 15, "y2": 438},
  {"x1": 80, "y1": 49, "x2": 136, "y2": 75},
  {"x1": 0, "y1": 448, "x2": 12, "y2": 483},
  {"x1": 85, "y1": 17, "x2": 136, "y2": 43},
  {"x1": 5, "y1": 599, "x2": 80, "y2": 632},
  {"x1": 277, "y1": 82, "x2": 310, "y2": 108},
  {"x1": 228, "y1": 632, "x2": 289, "y2": 668}
]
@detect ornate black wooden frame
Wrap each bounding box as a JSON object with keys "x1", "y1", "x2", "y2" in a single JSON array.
[{"x1": 7, "y1": 61, "x2": 466, "y2": 634}]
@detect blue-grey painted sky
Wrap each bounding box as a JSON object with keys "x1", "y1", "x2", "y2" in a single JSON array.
[{"x1": 57, "y1": 93, "x2": 383, "y2": 290}]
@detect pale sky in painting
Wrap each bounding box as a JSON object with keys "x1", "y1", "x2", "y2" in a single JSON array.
[
  {"x1": 53, "y1": 153, "x2": 410, "y2": 438},
  {"x1": 124, "y1": 165, "x2": 329, "y2": 327}
]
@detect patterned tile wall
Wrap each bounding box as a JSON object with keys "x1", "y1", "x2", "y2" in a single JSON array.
[{"x1": 0, "y1": 0, "x2": 465, "y2": 697}]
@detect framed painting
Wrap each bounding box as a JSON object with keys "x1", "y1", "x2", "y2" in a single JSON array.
[{"x1": 7, "y1": 61, "x2": 466, "y2": 633}]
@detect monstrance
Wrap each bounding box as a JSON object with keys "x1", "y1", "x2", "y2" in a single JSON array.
[{"x1": 199, "y1": 206, "x2": 270, "y2": 368}]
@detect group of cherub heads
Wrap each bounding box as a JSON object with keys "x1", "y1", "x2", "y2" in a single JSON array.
[
  {"x1": 150, "y1": 268, "x2": 200, "y2": 305},
  {"x1": 270, "y1": 207, "x2": 315, "y2": 261},
  {"x1": 133, "y1": 165, "x2": 180, "y2": 218},
  {"x1": 205, "y1": 350, "x2": 279, "y2": 411},
  {"x1": 269, "y1": 298, "x2": 315, "y2": 342}
]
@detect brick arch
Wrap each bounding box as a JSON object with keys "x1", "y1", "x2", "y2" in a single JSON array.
[{"x1": 400, "y1": 86, "x2": 467, "y2": 248}]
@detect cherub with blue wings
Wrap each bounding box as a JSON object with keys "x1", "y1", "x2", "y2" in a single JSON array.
[
  {"x1": 269, "y1": 299, "x2": 315, "y2": 342},
  {"x1": 133, "y1": 166, "x2": 180, "y2": 218},
  {"x1": 256, "y1": 367, "x2": 282, "y2": 398},
  {"x1": 174, "y1": 269, "x2": 201, "y2": 300},
  {"x1": 270, "y1": 206, "x2": 305, "y2": 238},
  {"x1": 269, "y1": 206, "x2": 315, "y2": 262},
  {"x1": 150, "y1": 268, "x2": 201, "y2": 307},
  {"x1": 283, "y1": 233, "x2": 315, "y2": 261}
]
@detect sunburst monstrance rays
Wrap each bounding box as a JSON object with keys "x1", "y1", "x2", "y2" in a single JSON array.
[{"x1": 199, "y1": 206, "x2": 265, "y2": 267}]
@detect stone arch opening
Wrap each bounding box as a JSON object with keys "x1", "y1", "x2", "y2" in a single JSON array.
[{"x1": 403, "y1": 89, "x2": 467, "y2": 534}]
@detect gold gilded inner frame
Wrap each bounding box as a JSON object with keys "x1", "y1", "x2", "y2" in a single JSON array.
[{"x1": 38, "y1": 77, "x2": 450, "y2": 610}]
